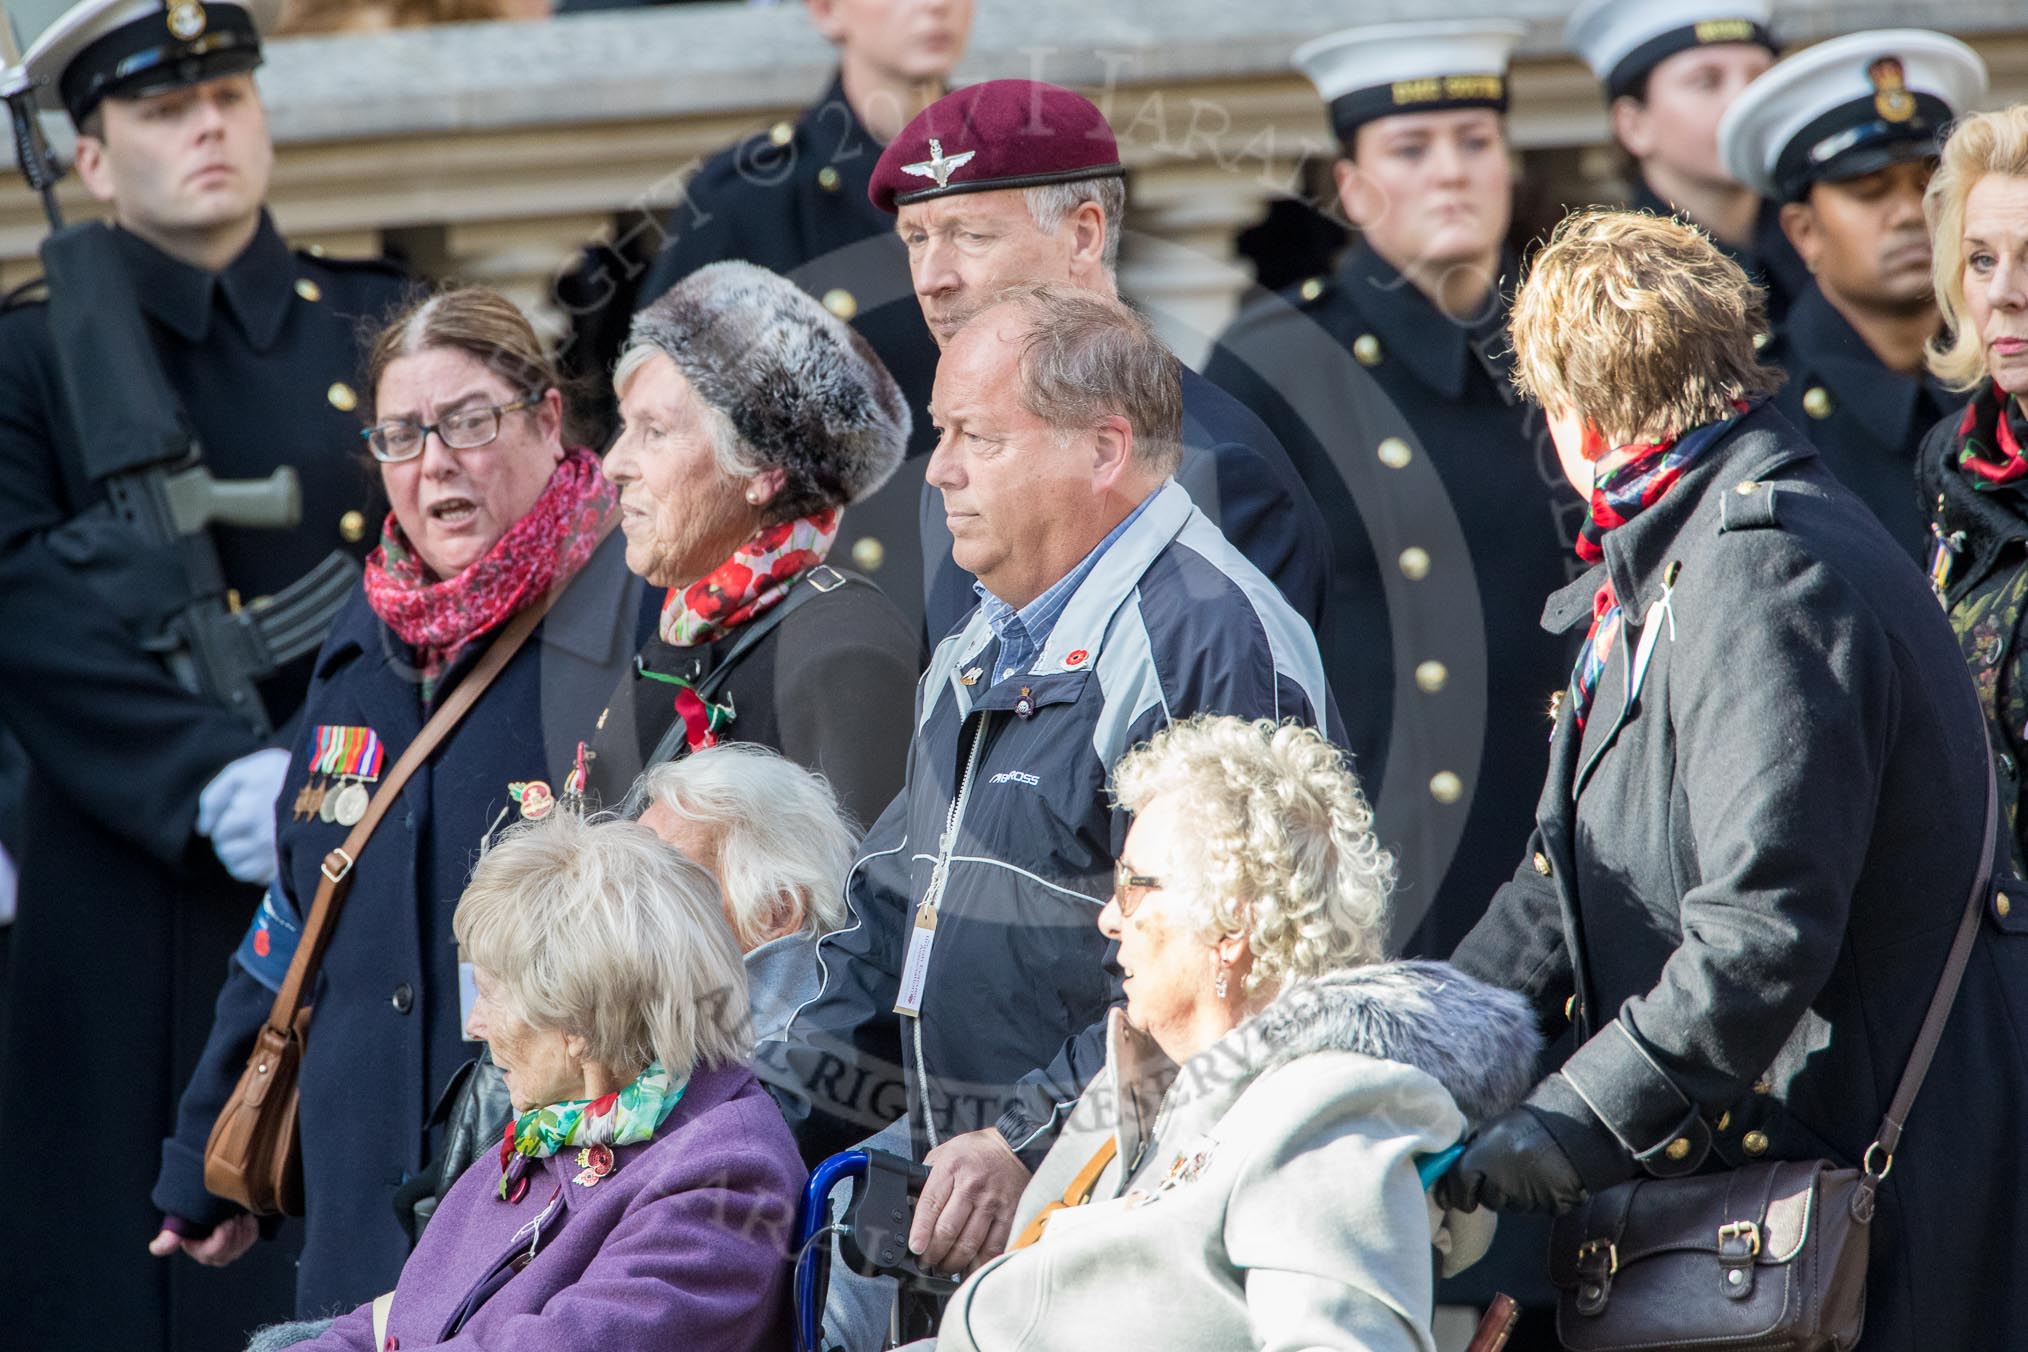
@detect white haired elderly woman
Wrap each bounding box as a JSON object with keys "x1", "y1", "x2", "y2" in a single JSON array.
[
  {"x1": 632, "y1": 742, "x2": 857, "y2": 1042},
  {"x1": 271, "y1": 811, "x2": 805, "y2": 1352},
  {"x1": 586, "y1": 260, "x2": 921, "y2": 829},
  {"x1": 928, "y1": 715, "x2": 1538, "y2": 1352}
]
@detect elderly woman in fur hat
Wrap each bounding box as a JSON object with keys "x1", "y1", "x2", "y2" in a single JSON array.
[
  {"x1": 586, "y1": 261, "x2": 920, "y2": 827},
  {"x1": 917, "y1": 715, "x2": 1538, "y2": 1352}
]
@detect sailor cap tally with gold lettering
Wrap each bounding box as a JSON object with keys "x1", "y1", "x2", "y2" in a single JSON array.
[
  {"x1": 1292, "y1": 20, "x2": 1525, "y2": 147},
  {"x1": 19, "y1": 0, "x2": 282, "y2": 128},
  {"x1": 1718, "y1": 30, "x2": 1987, "y2": 203},
  {"x1": 1564, "y1": 0, "x2": 1775, "y2": 100}
]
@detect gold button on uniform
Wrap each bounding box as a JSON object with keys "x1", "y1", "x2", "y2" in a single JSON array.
[
  {"x1": 1752, "y1": 1077, "x2": 1773, "y2": 1095},
  {"x1": 817, "y1": 166, "x2": 841, "y2": 192},
  {"x1": 769, "y1": 120, "x2": 794, "y2": 147},
  {"x1": 1742, "y1": 1130, "x2": 1770, "y2": 1157},
  {"x1": 1999, "y1": 893, "x2": 2013, "y2": 918},
  {"x1": 1429, "y1": 771, "x2": 1463, "y2": 804},
  {"x1": 1533, "y1": 852, "x2": 1552, "y2": 877},
  {"x1": 1734, "y1": 479, "x2": 1758, "y2": 496},
  {"x1": 1299, "y1": 276, "x2": 1325, "y2": 302},
  {"x1": 294, "y1": 278, "x2": 322, "y2": 303},
  {"x1": 822, "y1": 288, "x2": 857, "y2": 321},
  {"x1": 1414, "y1": 660, "x2": 1448, "y2": 694},
  {"x1": 305, "y1": 243, "x2": 327, "y2": 258},
  {"x1": 1398, "y1": 547, "x2": 1431, "y2": 580},
  {"x1": 1377, "y1": 436, "x2": 1412, "y2": 469},
  {"x1": 1802, "y1": 386, "x2": 1834, "y2": 420},
  {"x1": 851, "y1": 536, "x2": 885, "y2": 572},
  {"x1": 1352, "y1": 334, "x2": 1383, "y2": 367},
  {"x1": 327, "y1": 382, "x2": 358, "y2": 412},
  {"x1": 338, "y1": 509, "x2": 367, "y2": 544},
  {"x1": 1665, "y1": 1137, "x2": 1691, "y2": 1162}
]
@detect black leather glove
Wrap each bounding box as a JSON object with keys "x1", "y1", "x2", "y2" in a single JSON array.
[{"x1": 1433, "y1": 1106, "x2": 1591, "y2": 1215}]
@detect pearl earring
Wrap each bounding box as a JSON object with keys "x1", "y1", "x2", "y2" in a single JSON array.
[{"x1": 1214, "y1": 966, "x2": 1229, "y2": 1000}]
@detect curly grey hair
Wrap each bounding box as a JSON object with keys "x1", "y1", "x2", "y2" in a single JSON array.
[
  {"x1": 1112, "y1": 715, "x2": 1394, "y2": 995},
  {"x1": 616, "y1": 260, "x2": 909, "y2": 520}
]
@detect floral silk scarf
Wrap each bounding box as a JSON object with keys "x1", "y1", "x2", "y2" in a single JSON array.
[
  {"x1": 497, "y1": 1061, "x2": 685, "y2": 1198},
  {"x1": 1952, "y1": 382, "x2": 2028, "y2": 489}
]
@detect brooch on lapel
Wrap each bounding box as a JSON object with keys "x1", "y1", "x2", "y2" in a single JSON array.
[{"x1": 572, "y1": 1143, "x2": 614, "y2": 1188}]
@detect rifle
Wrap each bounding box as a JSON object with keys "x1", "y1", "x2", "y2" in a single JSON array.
[{"x1": 3, "y1": 10, "x2": 353, "y2": 737}]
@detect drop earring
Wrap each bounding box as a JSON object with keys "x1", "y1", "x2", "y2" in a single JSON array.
[{"x1": 1214, "y1": 964, "x2": 1229, "y2": 1000}]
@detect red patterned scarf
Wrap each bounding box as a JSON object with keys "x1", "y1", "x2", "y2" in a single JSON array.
[
  {"x1": 364, "y1": 447, "x2": 615, "y2": 693},
  {"x1": 1952, "y1": 382, "x2": 2028, "y2": 489}
]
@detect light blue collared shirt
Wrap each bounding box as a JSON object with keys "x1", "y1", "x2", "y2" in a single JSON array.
[{"x1": 974, "y1": 494, "x2": 1156, "y2": 688}]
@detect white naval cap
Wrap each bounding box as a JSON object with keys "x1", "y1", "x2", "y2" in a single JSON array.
[
  {"x1": 19, "y1": 0, "x2": 281, "y2": 125},
  {"x1": 1565, "y1": 0, "x2": 1775, "y2": 99},
  {"x1": 1294, "y1": 19, "x2": 1526, "y2": 146},
  {"x1": 1718, "y1": 30, "x2": 1987, "y2": 202}
]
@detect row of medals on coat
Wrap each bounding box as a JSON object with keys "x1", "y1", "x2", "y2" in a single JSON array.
[{"x1": 291, "y1": 725, "x2": 386, "y2": 826}]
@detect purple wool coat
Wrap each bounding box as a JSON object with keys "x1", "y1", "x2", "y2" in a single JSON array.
[{"x1": 299, "y1": 1061, "x2": 804, "y2": 1351}]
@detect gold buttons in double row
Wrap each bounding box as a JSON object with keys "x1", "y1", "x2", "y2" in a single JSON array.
[
  {"x1": 769, "y1": 120, "x2": 794, "y2": 147},
  {"x1": 1665, "y1": 1137, "x2": 1691, "y2": 1162},
  {"x1": 1742, "y1": 1130, "x2": 1770, "y2": 1157},
  {"x1": 338, "y1": 509, "x2": 367, "y2": 544},
  {"x1": 851, "y1": 536, "x2": 885, "y2": 572},
  {"x1": 823, "y1": 288, "x2": 858, "y2": 322},
  {"x1": 817, "y1": 166, "x2": 841, "y2": 192},
  {"x1": 1398, "y1": 546, "x2": 1431, "y2": 580},
  {"x1": 1533, "y1": 851, "x2": 1552, "y2": 877},
  {"x1": 1802, "y1": 386, "x2": 1834, "y2": 420},
  {"x1": 294, "y1": 278, "x2": 322, "y2": 303},
  {"x1": 1428, "y1": 771, "x2": 1462, "y2": 804},
  {"x1": 1299, "y1": 276, "x2": 1325, "y2": 302},
  {"x1": 1377, "y1": 436, "x2": 1412, "y2": 469},
  {"x1": 327, "y1": 381, "x2": 358, "y2": 412},
  {"x1": 1352, "y1": 333, "x2": 1383, "y2": 367},
  {"x1": 1414, "y1": 660, "x2": 1448, "y2": 693}
]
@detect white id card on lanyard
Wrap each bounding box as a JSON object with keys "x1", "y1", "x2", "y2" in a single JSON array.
[{"x1": 893, "y1": 901, "x2": 938, "y2": 1017}]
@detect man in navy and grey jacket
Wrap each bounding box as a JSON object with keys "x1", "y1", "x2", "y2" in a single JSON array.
[{"x1": 760, "y1": 284, "x2": 1334, "y2": 1278}]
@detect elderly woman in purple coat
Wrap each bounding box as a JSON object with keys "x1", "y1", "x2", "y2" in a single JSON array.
[{"x1": 271, "y1": 810, "x2": 805, "y2": 1351}]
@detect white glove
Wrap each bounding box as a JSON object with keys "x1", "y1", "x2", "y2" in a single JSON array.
[{"x1": 196, "y1": 748, "x2": 291, "y2": 885}]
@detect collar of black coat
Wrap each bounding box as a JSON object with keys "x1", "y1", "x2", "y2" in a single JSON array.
[
  {"x1": 1920, "y1": 394, "x2": 2028, "y2": 593},
  {"x1": 1779, "y1": 283, "x2": 1947, "y2": 443},
  {"x1": 802, "y1": 69, "x2": 880, "y2": 171},
  {"x1": 1540, "y1": 402, "x2": 1815, "y2": 634},
  {"x1": 111, "y1": 209, "x2": 295, "y2": 350},
  {"x1": 1334, "y1": 241, "x2": 1514, "y2": 400}
]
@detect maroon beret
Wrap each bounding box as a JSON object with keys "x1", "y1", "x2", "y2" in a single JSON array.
[{"x1": 869, "y1": 79, "x2": 1125, "y2": 215}]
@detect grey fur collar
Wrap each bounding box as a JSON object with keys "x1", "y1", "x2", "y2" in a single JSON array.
[{"x1": 1244, "y1": 960, "x2": 1541, "y2": 1126}]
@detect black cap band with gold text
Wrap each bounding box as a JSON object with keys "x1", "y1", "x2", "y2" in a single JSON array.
[
  {"x1": 1328, "y1": 73, "x2": 1508, "y2": 144},
  {"x1": 1607, "y1": 19, "x2": 1774, "y2": 99}
]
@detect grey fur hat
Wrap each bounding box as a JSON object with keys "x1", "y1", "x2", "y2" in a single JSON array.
[{"x1": 624, "y1": 261, "x2": 909, "y2": 514}]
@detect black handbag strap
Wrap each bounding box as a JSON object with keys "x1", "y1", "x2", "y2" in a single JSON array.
[
  {"x1": 1860, "y1": 746, "x2": 1998, "y2": 1204},
  {"x1": 643, "y1": 565, "x2": 860, "y2": 769}
]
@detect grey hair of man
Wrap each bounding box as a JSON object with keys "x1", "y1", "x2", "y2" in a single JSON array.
[
  {"x1": 1025, "y1": 176, "x2": 1127, "y2": 273},
  {"x1": 613, "y1": 260, "x2": 910, "y2": 522},
  {"x1": 968, "y1": 282, "x2": 1184, "y2": 475},
  {"x1": 453, "y1": 811, "x2": 751, "y2": 1078},
  {"x1": 625, "y1": 743, "x2": 859, "y2": 951}
]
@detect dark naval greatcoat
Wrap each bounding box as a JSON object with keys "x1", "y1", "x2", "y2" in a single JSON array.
[
  {"x1": 1765, "y1": 283, "x2": 1948, "y2": 561},
  {"x1": 1205, "y1": 243, "x2": 1580, "y2": 960},
  {"x1": 0, "y1": 215, "x2": 406, "y2": 1352},
  {"x1": 1453, "y1": 406, "x2": 2028, "y2": 1351},
  {"x1": 636, "y1": 73, "x2": 941, "y2": 635}
]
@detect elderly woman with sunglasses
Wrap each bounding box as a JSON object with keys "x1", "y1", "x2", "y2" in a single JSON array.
[
  {"x1": 922, "y1": 715, "x2": 1538, "y2": 1352},
  {"x1": 150, "y1": 286, "x2": 657, "y2": 1322}
]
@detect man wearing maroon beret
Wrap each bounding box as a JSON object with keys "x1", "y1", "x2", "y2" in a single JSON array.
[{"x1": 867, "y1": 78, "x2": 1331, "y2": 644}]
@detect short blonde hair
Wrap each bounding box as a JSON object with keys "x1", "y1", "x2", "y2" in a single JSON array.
[
  {"x1": 1925, "y1": 106, "x2": 2028, "y2": 392},
  {"x1": 1510, "y1": 208, "x2": 1783, "y2": 448},
  {"x1": 453, "y1": 812, "x2": 750, "y2": 1078},
  {"x1": 628, "y1": 744, "x2": 858, "y2": 949},
  {"x1": 1111, "y1": 716, "x2": 1394, "y2": 995}
]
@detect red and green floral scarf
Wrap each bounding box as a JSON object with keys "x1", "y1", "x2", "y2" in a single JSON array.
[
  {"x1": 364, "y1": 448, "x2": 615, "y2": 697},
  {"x1": 1952, "y1": 382, "x2": 2028, "y2": 489}
]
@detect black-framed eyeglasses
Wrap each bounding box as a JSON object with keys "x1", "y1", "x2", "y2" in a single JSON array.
[
  {"x1": 362, "y1": 397, "x2": 537, "y2": 463},
  {"x1": 1114, "y1": 860, "x2": 1162, "y2": 917}
]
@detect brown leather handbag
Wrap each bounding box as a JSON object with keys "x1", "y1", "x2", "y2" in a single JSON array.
[
  {"x1": 203, "y1": 571, "x2": 577, "y2": 1214},
  {"x1": 1548, "y1": 762, "x2": 1996, "y2": 1351}
]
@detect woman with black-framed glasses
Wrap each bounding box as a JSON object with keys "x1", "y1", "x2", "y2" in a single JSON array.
[{"x1": 152, "y1": 286, "x2": 659, "y2": 1325}]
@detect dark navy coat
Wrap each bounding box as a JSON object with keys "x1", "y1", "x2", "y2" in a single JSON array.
[
  {"x1": 1454, "y1": 409, "x2": 2028, "y2": 1350},
  {"x1": 154, "y1": 535, "x2": 652, "y2": 1318},
  {"x1": 918, "y1": 366, "x2": 1333, "y2": 646},
  {"x1": 636, "y1": 72, "x2": 940, "y2": 636},
  {"x1": 0, "y1": 216, "x2": 406, "y2": 1352},
  {"x1": 1765, "y1": 283, "x2": 1948, "y2": 561},
  {"x1": 1205, "y1": 243, "x2": 1580, "y2": 960}
]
